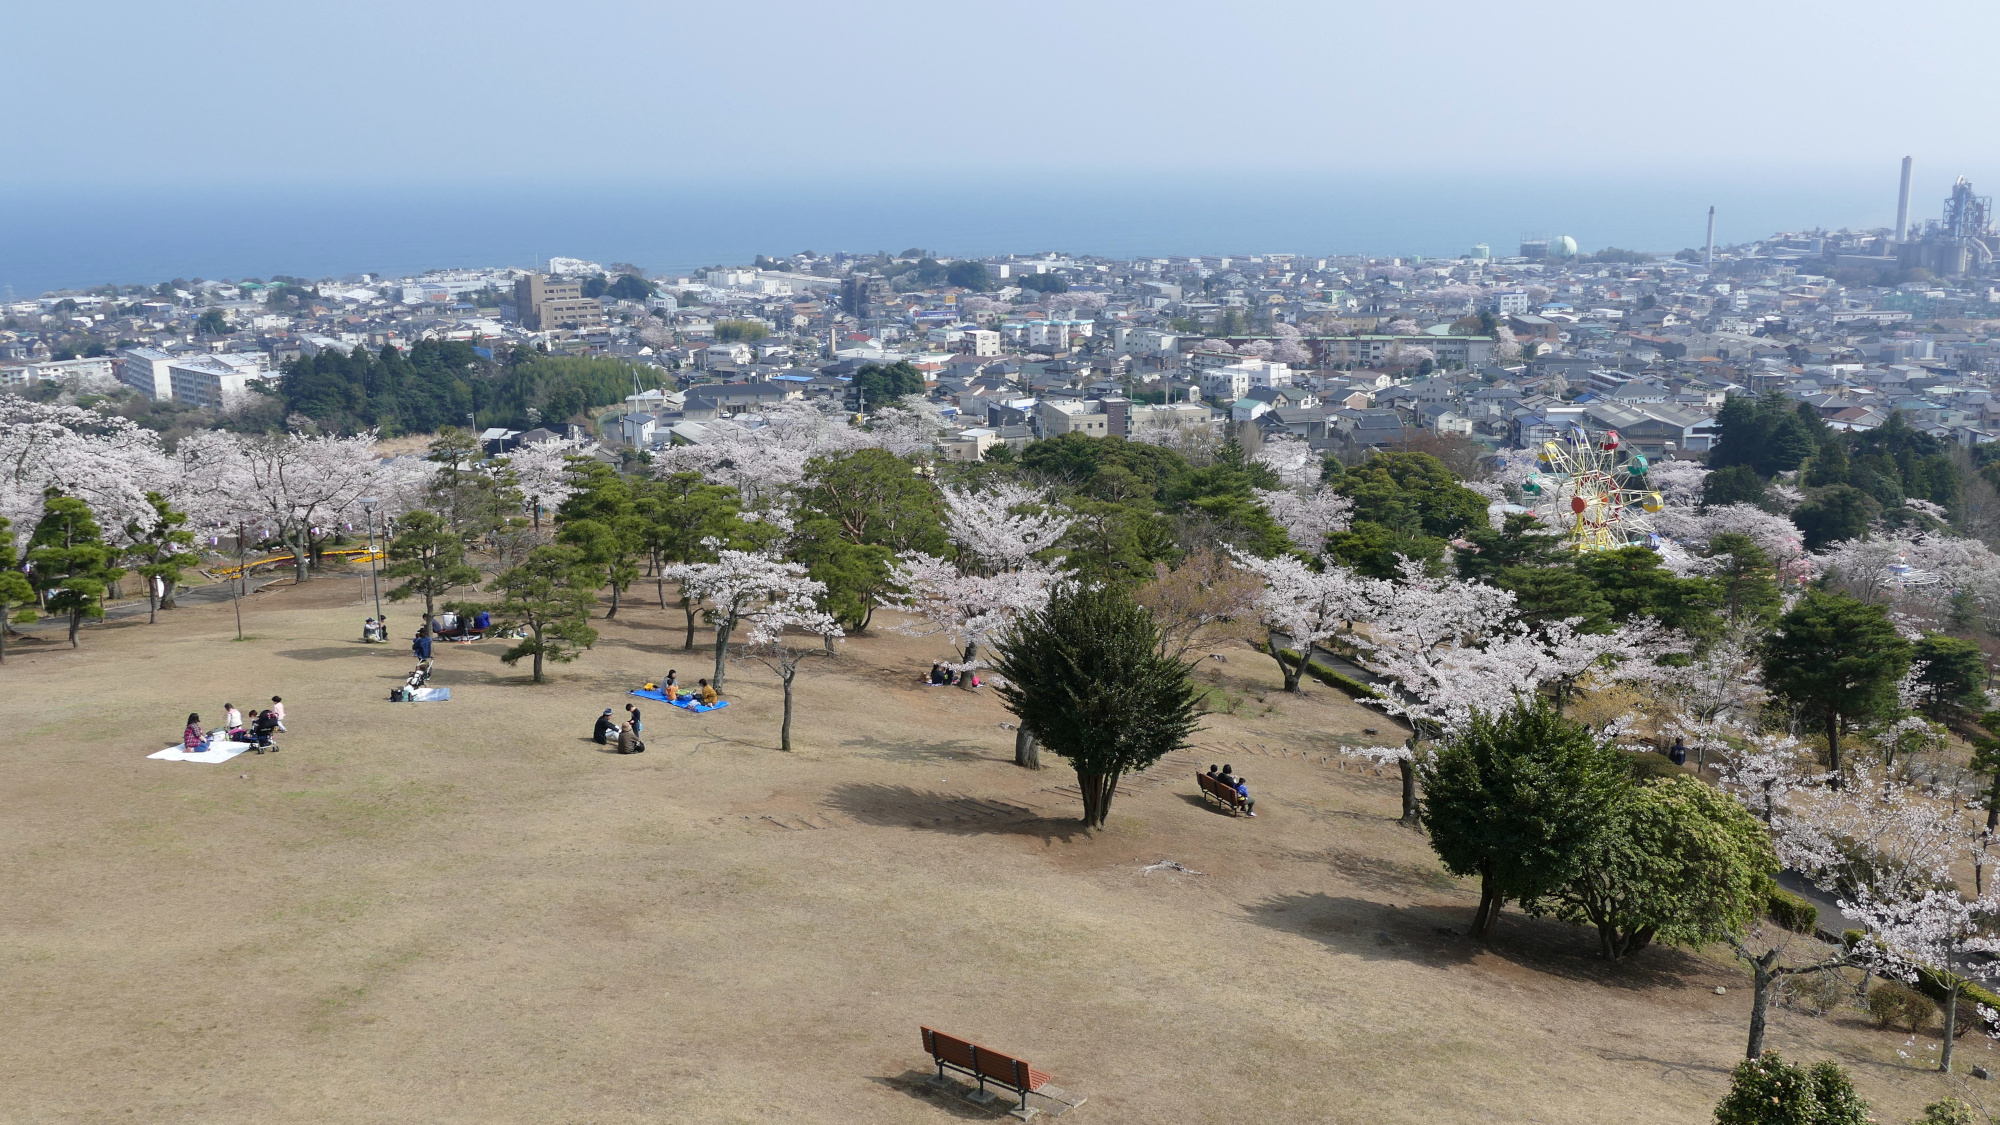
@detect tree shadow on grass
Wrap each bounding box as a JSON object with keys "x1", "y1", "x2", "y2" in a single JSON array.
[
  {"x1": 838, "y1": 736, "x2": 1014, "y2": 765},
  {"x1": 1245, "y1": 891, "x2": 1712, "y2": 990},
  {"x1": 827, "y1": 783, "x2": 1092, "y2": 844},
  {"x1": 274, "y1": 646, "x2": 389, "y2": 662}
]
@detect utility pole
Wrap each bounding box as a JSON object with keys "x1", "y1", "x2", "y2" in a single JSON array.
[{"x1": 360, "y1": 498, "x2": 383, "y2": 626}]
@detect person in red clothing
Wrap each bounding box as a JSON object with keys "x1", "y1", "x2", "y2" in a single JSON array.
[{"x1": 182, "y1": 713, "x2": 206, "y2": 752}]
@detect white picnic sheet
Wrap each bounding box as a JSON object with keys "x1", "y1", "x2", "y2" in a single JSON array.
[{"x1": 149, "y1": 735, "x2": 255, "y2": 764}]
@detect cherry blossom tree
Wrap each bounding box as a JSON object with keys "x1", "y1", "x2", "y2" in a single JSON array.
[
  {"x1": 1253, "y1": 487, "x2": 1354, "y2": 553},
  {"x1": 1492, "y1": 326, "x2": 1522, "y2": 361},
  {"x1": 939, "y1": 483, "x2": 1071, "y2": 575},
  {"x1": 504, "y1": 438, "x2": 587, "y2": 530},
  {"x1": 1386, "y1": 318, "x2": 1419, "y2": 336},
  {"x1": 1230, "y1": 548, "x2": 1377, "y2": 694},
  {"x1": 1253, "y1": 435, "x2": 1320, "y2": 489},
  {"x1": 740, "y1": 571, "x2": 844, "y2": 751},
  {"x1": 1846, "y1": 887, "x2": 2000, "y2": 1072},
  {"x1": 664, "y1": 547, "x2": 820, "y2": 693}
]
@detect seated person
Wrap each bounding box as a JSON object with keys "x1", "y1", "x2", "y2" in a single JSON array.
[
  {"x1": 661, "y1": 670, "x2": 678, "y2": 700},
  {"x1": 617, "y1": 720, "x2": 644, "y2": 755},
  {"x1": 592, "y1": 708, "x2": 617, "y2": 745},
  {"x1": 225, "y1": 704, "x2": 251, "y2": 741},
  {"x1": 927, "y1": 662, "x2": 948, "y2": 685},
  {"x1": 697, "y1": 679, "x2": 719, "y2": 707},
  {"x1": 1218, "y1": 764, "x2": 1236, "y2": 787},
  {"x1": 183, "y1": 713, "x2": 207, "y2": 752},
  {"x1": 364, "y1": 617, "x2": 380, "y2": 641},
  {"x1": 472, "y1": 610, "x2": 491, "y2": 634},
  {"x1": 251, "y1": 709, "x2": 280, "y2": 751},
  {"x1": 1234, "y1": 776, "x2": 1255, "y2": 816}
]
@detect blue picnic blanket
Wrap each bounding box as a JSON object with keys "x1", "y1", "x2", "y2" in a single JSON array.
[{"x1": 629, "y1": 688, "x2": 728, "y2": 713}]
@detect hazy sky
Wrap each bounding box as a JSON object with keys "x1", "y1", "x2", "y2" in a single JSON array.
[{"x1": 8, "y1": 0, "x2": 2000, "y2": 187}]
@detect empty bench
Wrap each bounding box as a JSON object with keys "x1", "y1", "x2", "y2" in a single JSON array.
[
  {"x1": 1196, "y1": 771, "x2": 1250, "y2": 815},
  {"x1": 922, "y1": 1026, "x2": 1050, "y2": 1115}
]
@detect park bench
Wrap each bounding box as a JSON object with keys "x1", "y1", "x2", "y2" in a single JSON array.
[
  {"x1": 1196, "y1": 771, "x2": 1250, "y2": 815},
  {"x1": 921, "y1": 1026, "x2": 1050, "y2": 1115}
]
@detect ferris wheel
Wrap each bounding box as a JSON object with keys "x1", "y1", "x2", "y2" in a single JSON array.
[{"x1": 1519, "y1": 426, "x2": 1663, "y2": 552}]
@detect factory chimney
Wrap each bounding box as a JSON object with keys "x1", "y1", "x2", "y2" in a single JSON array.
[
  {"x1": 1704, "y1": 206, "x2": 1715, "y2": 268},
  {"x1": 1896, "y1": 156, "x2": 1913, "y2": 243}
]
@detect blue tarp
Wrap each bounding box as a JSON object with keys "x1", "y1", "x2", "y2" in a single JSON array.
[{"x1": 629, "y1": 688, "x2": 728, "y2": 713}]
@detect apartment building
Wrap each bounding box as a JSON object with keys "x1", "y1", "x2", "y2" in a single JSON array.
[
  {"x1": 168, "y1": 353, "x2": 268, "y2": 409},
  {"x1": 117, "y1": 347, "x2": 177, "y2": 399},
  {"x1": 513, "y1": 273, "x2": 603, "y2": 331}
]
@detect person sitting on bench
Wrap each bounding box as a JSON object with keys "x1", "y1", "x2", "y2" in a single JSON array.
[
  {"x1": 698, "y1": 679, "x2": 719, "y2": 707},
  {"x1": 1218, "y1": 764, "x2": 1236, "y2": 787},
  {"x1": 1234, "y1": 775, "x2": 1255, "y2": 816},
  {"x1": 472, "y1": 610, "x2": 491, "y2": 635},
  {"x1": 593, "y1": 708, "x2": 617, "y2": 745}
]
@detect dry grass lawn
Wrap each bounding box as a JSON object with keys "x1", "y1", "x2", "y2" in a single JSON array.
[{"x1": 0, "y1": 571, "x2": 1988, "y2": 1123}]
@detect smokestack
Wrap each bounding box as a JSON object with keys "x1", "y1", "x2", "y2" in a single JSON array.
[
  {"x1": 1896, "y1": 155, "x2": 1913, "y2": 243},
  {"x1": 1704, "y1": 206, "x2": 1715, "y2": 268}
]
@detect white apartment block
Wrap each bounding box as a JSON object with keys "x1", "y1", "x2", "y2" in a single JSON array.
[
  {"x1": 1037, "y1": 398, "x2": 1110, "y2": 438},
  {"x1": 117, "y1": 347, "x2": 176, "y2": 399},
  {"x1": 965, "y1": 329, "x2": 1000, "y2": 356},
  {"x1": 0, "y1": 356, "x2": 117, "y2": 388},
  {"x1": 1199, "y1": 361, "x2": 1291, "y2": 399},
  {"x1": 169, "y1": 353, "x2": 269, "y2": 410}
]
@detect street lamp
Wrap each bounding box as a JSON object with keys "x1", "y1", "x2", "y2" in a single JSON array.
[{"x1": 359, "y1": 497, "x2": 383, "y2": 628}]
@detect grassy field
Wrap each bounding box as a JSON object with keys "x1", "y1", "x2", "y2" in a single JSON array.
[{"x1": 0, "y1": 573, "x2": 1987, "y2": 1123}]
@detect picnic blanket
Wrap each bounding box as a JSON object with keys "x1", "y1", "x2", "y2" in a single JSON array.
[
  {"x1": 393, "y1": 687, "x2": 451, "y2": 702},
  {"x1": 149, "y1": 735, "x2": 254, "y2": 764},
  {"x1": 629, "y1": 688, "x2": 728, "y2": 713}
]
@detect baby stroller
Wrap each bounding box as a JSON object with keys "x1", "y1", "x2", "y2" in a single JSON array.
[{"x1": 390, "y1": 659, "x2": 434, "y2": 701}]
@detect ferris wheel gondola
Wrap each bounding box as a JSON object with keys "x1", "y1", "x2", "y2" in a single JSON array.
[{"x1": 1518, "y1": 426, "x2": 1663, "y2": 552}]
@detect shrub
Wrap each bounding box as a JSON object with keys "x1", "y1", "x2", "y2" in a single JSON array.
[
  {"x1": 1767, "y1": 888, "x2": 1819, "y2": 935},
  {"x1": 1867, "y1": 981, "x2": 1935, "y2": 1031},
  {"x1": 1909, "y1": 963, "x2": 2000, "y2": 1033},
  {"x1": 1714, "y1": 1051, "x2": 1817, "y2": 1125},
  {"x1": 1780, "y1": 971, "x2": 1844, "y2": 1016},
  {"x1": 1627, "y1": 751, "x2": 1686, "y2": 783},
  {"x1": 1806, "y1": 1060, "x2": 1870, "y2": 1125},
  {"x1": 1910, "y1": 1099, "x2": 1976, "y2": 1125}
]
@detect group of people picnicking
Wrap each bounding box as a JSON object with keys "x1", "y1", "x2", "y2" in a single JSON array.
[
  {"x1": 1204, "y1": 764, "x2": 1255, "y2": 816},
  {"x1": 639, "y1": 669, "x2": 718, "y2": 707},
  {"x1": 182, "y1": 697, "x2": 288, "y2": 755},
  {"x1": 590, "y1": 670, "x2": 721, "y2": 754},
  {"x1": 923, "y1": 662, "x2": 980, "y2": 688}
]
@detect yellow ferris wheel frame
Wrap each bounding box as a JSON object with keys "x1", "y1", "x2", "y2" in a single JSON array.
[{"x1": 1521, "y1": 427, "x2": 1663, "y2": 552}]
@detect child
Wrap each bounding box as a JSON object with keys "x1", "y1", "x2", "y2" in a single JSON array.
[
  {"x1": 270, "y1": 696, "x2": 287, "y2": 733},
  {"x1": 224, "y1": 703, "x2": 246, "y2": 738},
  {"x1": 698, "y1": 679, "x2": 718, "y2": 707},
  {"x1": 1234, "y1": 775, "x2": 1255, "y2": 817},
  {"x1": 625, "y1": 701, "x2": 642, "y2": 734},
  {"x1": 662, "y1": 670, "x2": 679, "y2": 701}
]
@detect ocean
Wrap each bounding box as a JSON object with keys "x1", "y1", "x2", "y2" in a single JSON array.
[{"x1": 0, "y1": 172, "x2": 1915, "y2": 295}]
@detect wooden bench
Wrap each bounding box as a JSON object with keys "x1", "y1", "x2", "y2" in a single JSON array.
[
  {"x1": 921, "y1": 1026, "x2": 1051, "y2": 1114},
  {"x1": 1196, "y1": 771, "x2": 1250, "y2": 815}
]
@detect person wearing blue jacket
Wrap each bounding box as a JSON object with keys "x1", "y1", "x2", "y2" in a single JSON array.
[{"x1": 412, "y1": 629, "x2": 433, "y2": 661}]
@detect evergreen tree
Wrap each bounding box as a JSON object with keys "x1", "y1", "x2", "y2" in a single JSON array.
[
  {"x1": 383, "y1": 510, "x2": 482, "y2": 619},
  {"x1": 475, "y1": 545, "x2": 601, "y2": 683},
  {"x1": 634, "y1": 473, "x2": 751, "y2": 646},
  {"x1": 1703, "y1": 464, "x2": 1770, "y2": 510},
  {"x1": 1706, "y1": 532, "x2": 1782, "y2": 625},
  {"x1": 791, "y1": 448, "x2": 948, "y2": 631},
  {"x1": 1418, "y1": 699, "x2": 1629, "y2": 939},
  {"x1": 122, "y1": 491, "x2": 198, "y2": 623},
  {"x1": 1762, "y1": 591, "x2": 1911, "y2": 780},
  {"x1": 556, "y1": 462, "x2": 641, "y2": 617},
  {"x1": 1791, "y1": 485, "x2": 1877, "y2": 549},
  {"x1": 992, "y1": 584, "x2": 1202, "y2": 828},
  {"x1": 1910, "y1": 633, "x2": 1985, "y2": 717},
  {"x1": 0, "y1": 516, "x2": 35, "y2": 664},
  {"x1": 28, "y1": 495, "x2": 124, "y2": 648}
]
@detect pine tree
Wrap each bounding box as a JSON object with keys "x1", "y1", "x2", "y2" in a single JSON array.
[
  {"x1": 1762, "y1": 591, "x2": 1912, "y2": 781},
  {"x1": 477, "y1": 545, "x2": 601, "y2": 683},
  {"x1": 122, "y1": 491, "x2": 198, "y2": 623},
  {"x1": 0, "y1": 516, "x2": 35, "y2": 664},
  {"x1": 383, "y1": 510, "x2": 482, "y2": 619},
  {"x1": 28, "y1": 494, "x2": 124, "y2": 648}
]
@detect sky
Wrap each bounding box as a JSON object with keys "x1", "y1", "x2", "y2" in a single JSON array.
[{"x1": 5, "y1": 0, "x2": 2000, "y2": 288}]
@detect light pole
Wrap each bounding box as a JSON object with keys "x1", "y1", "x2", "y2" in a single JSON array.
[{"x1": 359, "y1": 497, "x2": 383, "y2": 628}]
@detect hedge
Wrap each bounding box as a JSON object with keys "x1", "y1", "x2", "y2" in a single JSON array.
[
  {"x1": 1767, "y1": 888, "x2": 1818, "y2": 935},
  {"x1": 1264, "y1": 645, "x2": 1383, "y2": 700},
  {"x1": 1841, "y1": 930, "x2": 2000, "y2": 1032}
]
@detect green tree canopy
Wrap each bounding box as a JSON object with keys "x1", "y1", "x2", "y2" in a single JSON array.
[
  {"x1": 1762, "y1": 591, "x2": 1912, "y2": 778},
  {"x1": 28, "y1": 494, "x2": 124, "y2": 648},
  {"x1": 1910, "y1": 633, "x2": 1986, "y2": 717},
  {"x1": 0, "y1": 515, "x2": 35, "y2": 663},
  {"x1": 122, "y1": 491, "x2": 198, "y2": 621},
  {"x1": 791, "y1": 448, "x2": 948, "y2": 630},
  {"x1": 383, "y1": 510, "x2": 482, "y2": 619},
  {"x1": 1531, "y1": 775, "x2": 1776, "y2": 960},
  {"x1": 946, "y1": 260, "x2": 993, "y2": 291},
  {"x1": 1703, "y1": 464, "x2": 1770, "y2": 510},
  {"x1": 1418, "y1": 698, "x2": 1629, "y2": 939},
  {"x1": 1572, "y1": 546, "x2": 1722, "y2": 638},
  {"x1": 556, "y1": 462, "x2": 641, "y2": 617},
  {"x1": 992, "y1": 584, "x2": 1202, "y2": 828},
  {"x1": 851, "y1": 360, "x2": 925, "y2": 408},
  {"x1": 473, "y1": 545, "x2": 601, "y2": 683},
  {"x1": 1791, "y1": 485, "x2": 1877, "y2": 550}
]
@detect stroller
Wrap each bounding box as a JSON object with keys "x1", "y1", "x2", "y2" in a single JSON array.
[{"x1": 391, "y1": 659, "x2": 434, "y2": 701}]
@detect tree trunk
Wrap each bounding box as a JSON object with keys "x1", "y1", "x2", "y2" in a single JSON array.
[
  {"x1": 1077, "y1": 770, "x2": 1122, "y2": 828},
  {"x1": 780, "y1": 664, "x2": 796, "y2": 752},
  {"x1": 1942, "y1": 983, "x2": 1960, "y2": 1073},
  {"x1": 607, "y1": 582, "x2": 620, "y2": 619},
  {"x1": 1014, "y1": 726, "x2": 1040, "y2": 770},
  {"x1": 1825, "y1": 709, "x2": 1843, "y2": 785},
  {"x1": 1746, "y1": 949, "x2": 1779, "y2": 1059},
  {"x1": 681, "y1": 596, "x2": 698, "y2": 649},
  {"x1": 68, "y1": 608, "x2": 81, "y2": 648},
  {"x1": 1472, "y1": 865, "x2": 1502, "y2": 938},
  {"x1": 160, "y1": 576, "x2": 177, "y2": 609},
  {"x1": 713, "y1": 619, "x2": 734, "y2": 693},
  {"x1": 531, "y1": 621, "x2": 545, "y2": 683},
  {"x1": 1398, "y1": 755, "x2": 1419, "y2": 826},
  {"x1": 959, "y1": 641, "x2": 979, "y2": 690},
  {"x1": 289, "y1": 530, "x2": 311, "y2": 584},
  {"x1": 147, "y1": 585, "x2": 158, "y2": 625},
  {"x1": 1267, "y1": 630, "x2": 1303, "y2": 693}
]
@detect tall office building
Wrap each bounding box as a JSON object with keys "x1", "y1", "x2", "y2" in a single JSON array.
[{"x1": 513, "y1": 274, "x2": 602, "y2": 330}]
